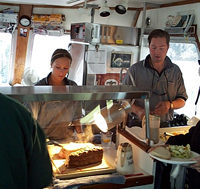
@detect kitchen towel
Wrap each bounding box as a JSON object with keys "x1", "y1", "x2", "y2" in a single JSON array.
[{"x1": 53, "y1": 173, "x2": 126, "y2": 189}]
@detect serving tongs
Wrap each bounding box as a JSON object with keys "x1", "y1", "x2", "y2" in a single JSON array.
[
  {"x1": 46, "y1": 139, "x2": 63, "y2": 174},
  {"x1": 164, "y1": 132, "x2": 174, "y2": 136},
  {"x1": 46, "y1": 139, "x2": 63, "y2": 148},
  {"x1": 163, "y1": 132, "x2": 174, "y2": 141}
]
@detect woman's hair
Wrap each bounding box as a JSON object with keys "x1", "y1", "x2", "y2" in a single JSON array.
[
  {"x1": 148, "y1": 29, "x2": 170, "y2": 46},
  {"x1": 50, "y1": 48, "x2": 72, "y2": 66}
]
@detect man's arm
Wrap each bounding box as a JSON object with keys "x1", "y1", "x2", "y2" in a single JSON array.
[
  {"x1": 28, "y1": 120, "x2": 53, "y2": 189},
  {"x1": 152, "y1": 98, "x2": 185, "y2": 116}
]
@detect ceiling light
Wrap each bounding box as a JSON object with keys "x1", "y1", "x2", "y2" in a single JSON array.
[
  {"x1": 115, "y1": 0, "x2": 128, "y2": 15},
  {"x1": 99, "y1": 0, "x2": 110, "y2": 17}
]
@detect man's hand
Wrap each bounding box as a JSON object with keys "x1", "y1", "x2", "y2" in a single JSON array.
[
  {"x1": 190, "y1": 156, "x2": 200, "y2": 172},
  {"x1": 151, "y1": 101, "x2": 170, "y2": 116}
]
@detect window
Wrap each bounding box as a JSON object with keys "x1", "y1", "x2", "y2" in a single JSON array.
[
  {"x1": 29, "y1": 34, "x2": 71, "y2": 80},
  {"x1": 0, "y1": 32, "x2": 12, "y2": 85},
  {"x1": 168, "y1": 42, "x2": 200, "y2": 119}
]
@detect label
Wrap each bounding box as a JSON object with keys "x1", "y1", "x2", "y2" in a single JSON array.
[{"x1": 116, "y1": 40, "x2": 123, "y2": 44}]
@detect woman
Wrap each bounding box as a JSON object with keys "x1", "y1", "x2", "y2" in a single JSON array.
[
  {"x1": 36, "y1": 48, "x2": 76, "y2": 86},
  {"x1": 29, "y1": 49, "x2": 82, "y2": 141}
]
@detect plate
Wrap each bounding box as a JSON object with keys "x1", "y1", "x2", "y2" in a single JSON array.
[{"x1": 149, "y1": 151, "x2": 200, "y2": 165}]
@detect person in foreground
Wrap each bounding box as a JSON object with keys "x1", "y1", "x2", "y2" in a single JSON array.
[
  {"x1": 123, "y1": 29, "x2": 187, "y2": 127},
  {"x1": 165, "y1": 120, "x2": 200, "y2": 189},
  {"x1": 0, "y1": 93, "x2": 52, "y2": 189},
  {"x1": 151, "y1": 120, "x2": 200, "y2": 189},
  {"x1": 28, "y1": 48, "x2": 83, "y2": 140}
]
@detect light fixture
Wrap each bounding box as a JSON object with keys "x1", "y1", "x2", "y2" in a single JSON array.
[
  {"x1": 115, "y1": 0, "x2": 128, "y2": 15},
  {"x1": 99, "y1": 0, "x2": 110, "y2": 17},
  {"x1": 79, "y1": 100, "x2": 132, "y2": 131}
]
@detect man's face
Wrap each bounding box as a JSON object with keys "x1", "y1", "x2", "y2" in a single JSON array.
[{"x1": 149, "y1": 37, "x2": 169, "y2": 64}]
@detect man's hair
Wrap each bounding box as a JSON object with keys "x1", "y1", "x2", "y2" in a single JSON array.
[{"x1": 148, "y1": 29, "x2": 170, "y2": 46}]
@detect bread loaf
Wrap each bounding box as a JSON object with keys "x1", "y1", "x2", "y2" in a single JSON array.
[{"x1": 58, "y1": 142, "x2": 103, "y2": 167}]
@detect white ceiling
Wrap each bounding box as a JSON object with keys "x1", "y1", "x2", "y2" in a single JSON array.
[{"x1": 0, "y1": 0, "x2": 191, "y2": 8}]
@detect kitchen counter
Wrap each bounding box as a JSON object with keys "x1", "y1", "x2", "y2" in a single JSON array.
[
  {"x1": 48, "y1": 167, "x2": 153, "y2": 189},
  {"x1": 79, "y1": 172, "x2": 153, "y2": 189},
  {"x1": 117, "y1": 125, "x2": 194, "y2": 189},
  {"x1": 122, "y1": 125, "x2": 192, "y2": 147},
  {"x1": 47, "y1": 142, "x2": 153, "y2": 189},
  {"x1": 45, "y1": 172, "x2": 153, "y2": 189}
]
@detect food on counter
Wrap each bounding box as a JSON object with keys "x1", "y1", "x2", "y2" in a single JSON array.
[
  {"x1": 168, "y1": 144, "x2": 191, "y2": 159},
  {"x1": 58, "y1": 142, "x2": 103, "y2": 167},
  {"x1": 149, "y1": 146, "x2": 171, "y2": 160}
]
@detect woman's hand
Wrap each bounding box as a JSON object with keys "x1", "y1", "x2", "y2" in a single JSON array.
[
  {"x1": 72, "y1": 119, "x2": 83, "y2": 133},
  {"x1": 131, "y1": 104, "x2": 145, "y2": 120}
]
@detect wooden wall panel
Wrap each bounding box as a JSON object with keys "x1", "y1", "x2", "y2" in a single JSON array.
[{"x1": 11, "y1": 4, "x2": 32, "y2": 85}]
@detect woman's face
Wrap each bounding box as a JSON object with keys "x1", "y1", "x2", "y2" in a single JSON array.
[{"x1": 51, "y1": 57, "x2": 71, "y2": 82}]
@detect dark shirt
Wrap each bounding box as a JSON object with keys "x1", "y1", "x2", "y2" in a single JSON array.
[
  {"x1": 35, "y1": 72, "x2": 77, "y2": 86},
  {"x1": 165, "y1": 121, "x2": 200, "y2": 189},
  {"x1": 0, "y1": 93, "x2": 52, "y2": 189}
]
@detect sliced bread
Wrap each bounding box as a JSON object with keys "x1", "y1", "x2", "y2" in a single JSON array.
[{"x1": 149, "y1": 146, "x2": 171, "y2": 160}]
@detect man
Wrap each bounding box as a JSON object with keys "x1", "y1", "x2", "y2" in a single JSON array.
[
  {"x1": 0, "y1": 93, "x2": 52, "y2": 189},
  {"x1": 123, "y1": 29, "x2": 188, "y2": 127}
]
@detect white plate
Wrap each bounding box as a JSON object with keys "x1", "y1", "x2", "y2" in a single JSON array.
[{"x1": 149, "y1": 151, "x2": 200, "y2": 165}]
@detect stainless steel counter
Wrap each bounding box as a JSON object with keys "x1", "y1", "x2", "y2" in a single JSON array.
[{"x1": 0, "y1": 85, "x2": 150, "y2": 102}]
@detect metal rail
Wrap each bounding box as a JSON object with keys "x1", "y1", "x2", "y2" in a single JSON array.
[{"x1": 0, "y1": 85, "x2": 150, "y2": 102}]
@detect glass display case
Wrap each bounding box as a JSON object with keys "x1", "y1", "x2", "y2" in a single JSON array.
[
  {"x1": 1, "y1": 85, "x2": 155, "y2": 187},
  {"x1": 0, "y1": 85, "x2": 150, "y2": 143}
]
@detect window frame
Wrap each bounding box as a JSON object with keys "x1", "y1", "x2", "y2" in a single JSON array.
[{"x1": 0, "y1": 31, "x2": 17, "y2": 85}]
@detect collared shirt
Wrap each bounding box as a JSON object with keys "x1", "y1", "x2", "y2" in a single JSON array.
[
  {"x1": 123, "y1": 55, "x2": 188, "y2": 122},
  {"x1": 35, "y1": 72, "x2": 77, "y2": 86},
  {"x1": 27, "y1": 72, "x2": 82, "y2": 140}
]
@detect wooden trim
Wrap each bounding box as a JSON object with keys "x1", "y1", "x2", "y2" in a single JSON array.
[
  {"x1": 79, "y1": 175, "x2": 153, "y2": 189},
  {"x1": 160, "y1": 0, "x2": 200, "y2": 8},
  {"x1": 0, "y1": 0, "x2": 199, "y2": 10},
  {"x1": 11, "y1": 4, "x2": 33, "y2": 85},
  {"x1": 132, "y1": 10, "x2": 140, "y2": 28},
  {"x1": 192, "y1": 25, "x2": 200, "y2": 52},
  {"x1": 118, "y1": 128, "x2": 151, "y2": 152},
  {"x1": 0, "y1": 2, "x2": 20, "y2": 7},
  {"x1": 194, "y1": 34, "x2": 200, "y2": 53}
]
